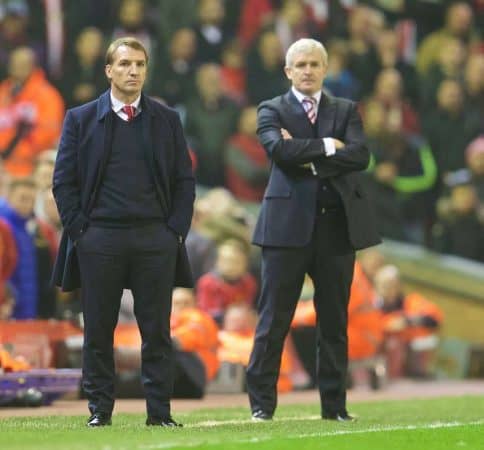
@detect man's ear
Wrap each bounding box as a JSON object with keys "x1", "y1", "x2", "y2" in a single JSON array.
[
  {"x1": 105, "y1": 65, "x2": 111, "y2": 81},
  {"x1": 284, "y1": 66, "x2": 292, "y2": 81}
]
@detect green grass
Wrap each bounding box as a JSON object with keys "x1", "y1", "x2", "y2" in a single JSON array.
[{"x1": 1, "y1": 396, "x2": 483, "y2": 450}]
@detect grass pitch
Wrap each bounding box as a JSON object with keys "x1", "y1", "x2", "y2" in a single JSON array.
[{"x1": 1, "y1": 396, "x2": 483, "y2": 450}]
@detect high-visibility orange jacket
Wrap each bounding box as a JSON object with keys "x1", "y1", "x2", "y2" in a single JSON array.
[
  {"x1": 0, "y1": 69, "x2": 64, "y2": 176},
  {"x1": 218, "y1": 330, "x2": 293, "y2": 392},
  {"x1": 347, "y1": 262, "x2": 384, "y2": 360},
  {"x1": 0, "y1": 346, "x2": 31, "y2": 372},
  {"x1": 113, "y1": 308, "x2": 220, "y2": 381},
  {"x1": 382, "y1": 292, "x2": 444, "y2": 342},
  {"x1": 171, "y1": 307, "x2": 220, "y2": 380},
  {"x1": 290, "y1": 262, "x2": 384, "y2": 361}
]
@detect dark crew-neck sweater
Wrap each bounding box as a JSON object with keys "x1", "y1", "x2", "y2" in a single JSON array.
[{"x1": 90, "y1": 113, "x2": 164, "y2": 226}]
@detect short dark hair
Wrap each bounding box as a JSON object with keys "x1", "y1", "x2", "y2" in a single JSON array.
[{"x1": 105, "y1": 37, "x2": 149, "y2": 65}]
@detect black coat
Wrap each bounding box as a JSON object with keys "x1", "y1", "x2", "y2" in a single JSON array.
[
  {"x1": 52, "y1": 90, "x2": 195, "y2": 291},
  {"x1": 253, "y1": 90, "x2": 380, "y2": 249}
]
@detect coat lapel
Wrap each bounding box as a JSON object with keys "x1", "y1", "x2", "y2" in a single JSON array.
[
  {"x1": 283, "y1": 91, "x2": 314, "y2": 137},
  {"x1": 316, "y1": 94, "x2": 336, "y2": 139}
]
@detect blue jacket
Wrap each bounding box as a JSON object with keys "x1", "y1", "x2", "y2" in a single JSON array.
[{"x1": 0, "y1": 199, "x2": 37, "y2": 318}]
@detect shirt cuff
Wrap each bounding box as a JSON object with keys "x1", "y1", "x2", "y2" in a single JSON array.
[
  {"x1": 309, "y1": 162, "x2": 317, "y2": 176},
  {"x1": 323, "y1": 138, "x2": 336, "y2": 156}
]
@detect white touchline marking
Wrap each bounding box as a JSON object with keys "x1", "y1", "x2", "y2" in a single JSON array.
[{"x1": 138, "y1": 418, "x2": 484, "y2": 449}]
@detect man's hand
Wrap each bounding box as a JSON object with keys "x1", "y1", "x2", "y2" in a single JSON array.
[
  {"x1": 333, "y1": 138, "x2": 344, "y2": 149},
  {"x1": 281, "y1": 128, "x2": 292, "y2": 139}
]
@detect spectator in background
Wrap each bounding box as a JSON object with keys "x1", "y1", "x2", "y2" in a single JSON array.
[
  {"x1": 111, "y1": 0, "x2": 159, "y2": 93},
  {"x1": 156, "y1": 28, "x2": 198, "y2": 107},
  {"x1": 196, "y1": 239, "x2": 257, "y2": 325},
  {"x1": 419, "y1": 38, "x2": 466, "y2": 111},
  {"x1": 374, "y1": 265, "x2": 444, "y2": 378},
  {"x1": 0, "y1": 46, "x2": 64, "y2": 176},
  {"x1": 465, "y1": 136, "x2": 484, "y2": 202},
  {"x1": 372, "y1": 28, "x2": 419, "y2": 106},
  {"x1": 225, "y1": 106, "x2": 269, "y2": 202},
  {"x1": 432, "y1": 183, "x2": 484, "y2": 262},
  {"x1": 61, "y1": 27, "x2": 107, "y2": 108},
  {"x1": 323, "y1": 39, "x2": 359, "y2": 101},
  {"x1": 156, "y1": 0, "x2": 197, "y2": 43},
  {"x1": 193, "y1": 0, "x2": 231, "y2": 63},
  {"x1": 170, "y1": 288, "x2": 220, "y2": 398},
  {"x1": 185, "y1": 199, "x2": 217, "y2": 283},
  {"x1": 220, "y1": 40, "x2": 247, "y2": 105},
  {"x1": 364, "y1": 101, "x2": 437, "y2": 243},
  {"x1": 273, "y1": 0, "x2": 315, "y2": 53},
  {"x1": 217, "y1": 303, "x2": 294, "y2": 393},
  {"x1": 246, "y1": 30, "x2": 288, "y2": 105},
  {"x1": 0, "y1": 216, "x2": 17, "y2": 311},
  {"x1": 0, "y1": 1, "x2": 46, "y2": 80},
  {"x1": 237, "y1": 0, "x2": 273, "y2": 49},
  {"x1": 0, "y1": 159, "x2": 10, "y2": 197},
  {"x1": 185, "y1": 64, "x2": 239, "y2": 186},
  {"x1": 364, "y1": 68, "x2": 420, "y2": 136},
  {"x1": 416, "y1": 1, "x2": 478, "y2": 75},
  {"x1": 0, "y1": 177, "x2": 37, "y2": 319},
  {"x1": 423, "y1": 79, "x2": 481, "y2": 177},
  {"x1": 347, "y1": 5, "x2": 382, "y2": 99},
  {"x1": 464, "y1": 53, "x2": 484, "y2": 118}
]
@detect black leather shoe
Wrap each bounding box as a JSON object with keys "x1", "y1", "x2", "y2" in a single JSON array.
[
  {"x1": 146, "y1": 416, "x2": 183, "y2": 427},
  {"x1": 87, "y1": 413, "x2": 112, "y2": 427},
  {"x1": 251, "y1": 410, "x2": 273, "y2": 421},
  {"x1": 322, "y1": 411, "x2": 356, "y2": 422}
]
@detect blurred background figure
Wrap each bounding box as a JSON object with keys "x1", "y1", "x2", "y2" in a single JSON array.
[
  {"x1": 196, "y1": 239, "x2": 257, "y2": 325},
  {"x1": 0, "y1": 47, "x2": 64, "y2": 176},
  {"x1": 0, "y1": 178, "x2": 37, "y2": 319},
  {"x1": 60, "y1": 27, "x2": 106, "y2": 108},
  {"x1": 374, "y1": 265, "x2": 444, "y2": 379},
  {"x1": 225, "y1": 106, "x2": 269, "y2": 202},
  {"x1": 185, "y1": 63, "x2": 239, "y2": 187}
]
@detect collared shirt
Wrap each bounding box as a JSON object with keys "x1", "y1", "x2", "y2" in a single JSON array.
[
  {"x1": 110, "y1": 91, "x2": 142, "y2": 121},
  {"x1": 290, "y1": 87, "x2": 336, "y2": 159}
]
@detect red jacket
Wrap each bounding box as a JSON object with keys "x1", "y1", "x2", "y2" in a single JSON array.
[{"x1": 0, "y1": 218, "x2": 17, "y2": 305}]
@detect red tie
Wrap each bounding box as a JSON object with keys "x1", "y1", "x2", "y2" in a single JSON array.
[
  {"x1": 302, "y1": 97, "x2": 317, "y2": 124},
  {"x1": 122, "y1": 105, "x2": 136, "y2": 121}
]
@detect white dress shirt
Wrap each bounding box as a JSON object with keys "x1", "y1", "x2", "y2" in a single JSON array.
[
  {"x1": 291, "y1": 86, "x2": 336, "y2": 157},
  {"x1": 110, "y1": 92, "x2": 142, "y2": 121}
]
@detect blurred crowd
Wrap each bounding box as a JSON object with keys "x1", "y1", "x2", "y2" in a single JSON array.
[{"x1": 0, "y1": 0, "x2": 482, "y2": 390}]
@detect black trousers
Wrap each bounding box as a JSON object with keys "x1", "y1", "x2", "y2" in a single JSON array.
[
  {"x1": 76, "y1": 223, "x2": 178, "y2": 418},
  {"x1": 246, "y1": 208, "x2": 355, "y2": 416}
]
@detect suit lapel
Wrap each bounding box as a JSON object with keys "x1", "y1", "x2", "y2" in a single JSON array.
[
  {"x1": 283, "y1": 91, "x2": 314, "y2": 137},
  {"x1": 316, "y1": 93, "x2": 336, "y2": 139}
]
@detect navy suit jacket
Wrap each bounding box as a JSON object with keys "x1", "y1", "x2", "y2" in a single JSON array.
[
  {"x1": 52, "y1": 90, "x2": 195, "y2": 291},
  {"x1": 253, "y1": 90, "x2": 380, "y2": 249}
]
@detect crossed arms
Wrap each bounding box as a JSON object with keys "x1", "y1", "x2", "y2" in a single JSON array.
[{"x1": 257, "y1": 101, "x2": 370, "y2": 178}]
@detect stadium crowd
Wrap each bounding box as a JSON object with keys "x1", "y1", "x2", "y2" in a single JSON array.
[{"x1": 0, "y1": 0, "x2": 482, "y2": 394}]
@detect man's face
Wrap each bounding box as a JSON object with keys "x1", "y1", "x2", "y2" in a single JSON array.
[
  {"x1": 285, "y1": 50, "x2": 327, "y2": 96},
  {"x1": 105, "y1": 45, "x2": 147, "y2": 100}
]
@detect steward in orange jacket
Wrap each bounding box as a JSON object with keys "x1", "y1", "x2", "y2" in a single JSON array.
[
  {"x1": 171, "y1": 307, "x2": 220, "y2": 381},
  {"x1": 0, "y1": 48, "x2": 64, "y2": 176},
  {"x1": 0, "y1": 346, "x2": 30, "y2": 372},
  {"x1": 218, "y1": 304, "x2": 293, "y2": 392}
]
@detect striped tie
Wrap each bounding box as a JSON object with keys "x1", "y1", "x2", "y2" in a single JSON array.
[
  {"x1": 122, "y1": 105, "x2": 136, "y2": 122},
  {"x1": 302, "y1": 97, "x2": 317, "y2": 124}
]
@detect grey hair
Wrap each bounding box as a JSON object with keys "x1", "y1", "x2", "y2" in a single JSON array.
[{"x1": 285, "y1": 38, "x2": 328, "y2": 68}]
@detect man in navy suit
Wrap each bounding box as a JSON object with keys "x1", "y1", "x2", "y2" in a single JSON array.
[
  {"x1": 247, "y1": 39, "x2": 381, "y2": 422},
  {"x1": 52, "y1": 37, "x2": 195, "y2": 427}
]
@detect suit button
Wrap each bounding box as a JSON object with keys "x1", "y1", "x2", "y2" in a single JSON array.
[{"x1": 321, "y1": 207, "x2": 326, "y2": 214}]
